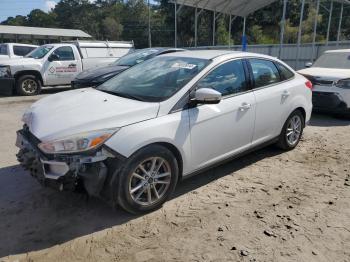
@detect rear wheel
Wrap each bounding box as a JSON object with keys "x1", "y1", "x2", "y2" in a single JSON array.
[
  {"x1": 277, "y1": 110, "x2": 304, "y2": 150},
  {"x1": 114, "y1": 145, "x2": 179, "y2": 214},
  {"x1": 16, "y1": 75, "x2": 41, "y2": 96}
]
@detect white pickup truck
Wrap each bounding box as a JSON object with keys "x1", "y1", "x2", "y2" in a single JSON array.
[
  {"x1": 0, "y1": 41, "x2": 134, "y2": 96},
  {"x1": 0, "y1": 43, "x2": 38, "y2": 61}
]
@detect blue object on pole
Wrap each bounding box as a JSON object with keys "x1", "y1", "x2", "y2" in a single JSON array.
[{"x1": 242, "y1": 35, "x2": 247, "y2": 51}]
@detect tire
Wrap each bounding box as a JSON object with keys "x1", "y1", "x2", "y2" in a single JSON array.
[
  {"x1": 16, "y1": 75, "x2": 41, "y2": 96},
  {"x1": 113, "y1": 145, "x2": 179, "y2": 214},
  {"x1": 277, "y1": 110, "x2": 305, "y2": 150}
]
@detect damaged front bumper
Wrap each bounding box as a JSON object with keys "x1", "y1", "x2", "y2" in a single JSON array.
[
  {"x1": 16, "y1": 127, "x2": 125, "y2": 198},
  {"x1": 312, "y1": 91, "x2": 350, "y2": 114}
]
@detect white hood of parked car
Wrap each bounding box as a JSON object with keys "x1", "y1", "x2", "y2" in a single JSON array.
[
  {"x1": 26, "y1": 88, "x2": 160, "y2": 141},
  {"x1": 298, "y1": 67, "x2": 350, "y2": 81}
]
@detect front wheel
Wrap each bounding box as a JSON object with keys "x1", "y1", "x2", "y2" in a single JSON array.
[
  {"x1": 16, "y1": 75, "x2": 41, "y2": 96},
  {"x1": 277, "y1": 110, "x2": 304, "y2": 150},
  {"x1": 114, "y1": 145, "x2": 179, "y2": 214}
]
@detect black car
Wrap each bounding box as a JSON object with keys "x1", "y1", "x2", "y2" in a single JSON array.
[{"x1": 71, "y1": 48, "x2": 184, "y2": 88}]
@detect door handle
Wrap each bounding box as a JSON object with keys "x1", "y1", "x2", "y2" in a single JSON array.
[
  {"x1": 239, "y1": 102, "x2": 251, "y2": 111},
  {"x1": 282, "y1": 90, "x2": 290, "y2": 98},
  {"x1": 69, "y1": 64, "x2": 77, "y2": 67}
]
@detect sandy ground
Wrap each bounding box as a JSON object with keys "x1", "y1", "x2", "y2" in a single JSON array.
[{"x1": 0, "y1": 91, "x2": 349, "y2": 262}]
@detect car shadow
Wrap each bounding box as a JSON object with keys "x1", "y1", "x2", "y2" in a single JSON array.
[
  {"x1": 0, "y1": 145, "x2": 283, "y2": 258},
  {"x1": 309, "y1": 112, "x2": 350, "y2": 127}
]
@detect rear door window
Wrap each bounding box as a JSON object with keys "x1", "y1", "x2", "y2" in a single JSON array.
[{"x1": 249, "y1": 59, "x2": 281, "y2": 88}]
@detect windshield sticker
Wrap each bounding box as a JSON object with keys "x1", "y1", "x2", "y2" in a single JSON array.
[{"x1": 171, "y1": 63, "x2": 197, "y2": 70}]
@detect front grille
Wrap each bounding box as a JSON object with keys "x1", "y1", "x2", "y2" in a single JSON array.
[
  {"x1": 312, "y1": 79, "x2": 334, "y2": 86},
  {"x1": 312, "y1": 92, "x2": 345, "y2": 109}
]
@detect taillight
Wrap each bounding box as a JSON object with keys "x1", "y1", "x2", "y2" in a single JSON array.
[{"x1": 305, "y1": 80, "x2": 313, "y2": 90}]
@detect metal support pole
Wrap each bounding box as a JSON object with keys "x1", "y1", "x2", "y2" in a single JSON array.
[
  {"x1": 195, "y1": 7, "x2": 198, "y2": 47},
  {"x1": 326, "y1": 1, "x2": 333, "y2": 46},
  {"x1": 243, "y1": 16, "x2": 246, "y2": 36},
  {"x1": 279, "y1": 0, "x2": 288, "y2": 59},
  {"x1": 148, "y1": 0, "x2": 152, "y2": 48},
  {"x1": 174, "y1": 1, "x2": 177, "y2": 48},
  {"x1": 312, "y1": 0, "x2": 320, "y2": 62},
  {"x1": 296, "y1": 0, "x2": 305, "y2": 68},
  {"x1": 212, "y1": 11, "x2": 216, "y2": 46},
  {"x1": 336, "y1": 3, "x2": 344, "y2": 45},
  {"x1": 228, "y1": 14, "x2": 232, "y2": 48},
  {"x1": 242, "y1": 16, "x2": 247, "y2": 51}
]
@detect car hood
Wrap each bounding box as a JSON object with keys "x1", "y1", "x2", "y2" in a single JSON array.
[
  {"x1": 298, "y1": 67, "x2": 350, "y2": 81},
  {"x1": 0, "y1": 57, "x2": 39, "y2": 66},
  {"x1": 75, "y1": 65, "x2": 129, "y2": 80},
  {"x1": 26, "y1": 88, "x2": 160, "y2": 141}
]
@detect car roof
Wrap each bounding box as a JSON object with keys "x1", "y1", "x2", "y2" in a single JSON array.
[
  {"x1": 1, "y1": 43, "x2": 38, "y2": 47},
  {"x1": 325, "y1": 49, "x2": 350, "y2": 53},
  {"x1": 160, "y1": 49, "x2": 276, "y2": 60},
  {"x1": 136, "y1": 47, "x2": 184, "y2": 53}
]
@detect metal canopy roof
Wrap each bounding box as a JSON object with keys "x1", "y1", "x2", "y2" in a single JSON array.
[
  {"x1": 173, "y1": 0, "x2": 277, "y2": 17},
  {"x1": 173, "y1": 0, "x2": 350, "y2": 17},
  {"x1": 0, "y1": 25, "x2": 91, "y2": 39}
]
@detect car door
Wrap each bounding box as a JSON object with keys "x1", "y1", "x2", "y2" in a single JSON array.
[
  {"x1": 188, "y1": 59, "x2": 256, "y2": 171},
  {"x1": 248, "y1": 58, "x2": 294, "y2": 146},
  {"x1": 44, "y1": 46, "x2": 80, "y2": 86}
]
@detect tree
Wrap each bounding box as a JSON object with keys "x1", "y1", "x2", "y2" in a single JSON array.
[
  {"x1": 1, "y1": 15, "x2": 27, "y2": 26},
  {"x1": 102, "y1": 17, "x2": 123, "y2": 40},
  {"x1": 0, "y1": 0, "x2": 348, "y2": 47},
  {"x1": 27, "y1": 9, "x2": 57, "y2": 27}
]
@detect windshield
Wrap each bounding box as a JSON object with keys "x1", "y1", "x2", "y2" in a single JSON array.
[
  {"x1": 25, "y1": 45, "x2": 54, "y2": 59},
  {"x1": 97, "y1": 56, "x2": 210, "y2": 102},
  {"x1": 0, "y1": 44, "x2": 8, "y2": 55},
  {"x1": 113, "y1": 48, "x2": 161, "y2": 67},
  {"x1": 313, "y1": 52, "x2": 350, "y2": 69}
]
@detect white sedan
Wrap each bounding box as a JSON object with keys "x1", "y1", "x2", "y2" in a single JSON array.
[{"x1": 16, "y1": 50, "x2": 312, "y2": 214}]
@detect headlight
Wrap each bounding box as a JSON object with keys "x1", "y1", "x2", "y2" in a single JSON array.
[
  {"x1": 335, "y1": 78, "x2": 350, "y2": 89},
  {"x1": 38, "y1": 128, "x2": 119, "y2": 154},
  {"x1": 0, "y1": 66, "x2": 11, "y2": 78}
]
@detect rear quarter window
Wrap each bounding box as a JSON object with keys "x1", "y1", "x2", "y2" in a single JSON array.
[
  {"x1": 275, "y1": 62, "x2": 295, "y2": 80},
  {"x1": 13, "y1": 46, "x2": 33, "y2": 56}
]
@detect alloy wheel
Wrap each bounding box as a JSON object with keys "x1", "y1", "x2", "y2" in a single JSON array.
[
  {"x1": 129, "y1": 157, "x2": 172, "y2": 206},
  {"x1": 22, "y1": 79, "x2": 38, "y2": 94},
  {"x1": 286, "y1": 115, "x2": 302, "y2": 146}
]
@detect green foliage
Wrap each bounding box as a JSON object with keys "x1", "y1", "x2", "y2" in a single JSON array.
[{"x1": 0, "y1": 0, "x2": 348, "y2": 47}]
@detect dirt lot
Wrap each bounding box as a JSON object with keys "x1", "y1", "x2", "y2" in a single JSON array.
[{"x1": 0, "y1": 92, "x2": 349, "y2": 262}]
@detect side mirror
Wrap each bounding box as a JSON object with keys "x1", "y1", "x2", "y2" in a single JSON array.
[
  {"x1": 192, "y1": 88, "x2": 222, "y2": 105},
  {"x1": 305, "y1": 62, "x2": 313, "y2": 68},
  {"x1": 48, "y1": 53, "x2": 59, "y2": 62}
]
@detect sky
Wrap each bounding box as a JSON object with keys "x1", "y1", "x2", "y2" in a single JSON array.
[{"x1": 0, "y1": 0, "x2": 59, "y2": 22}]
